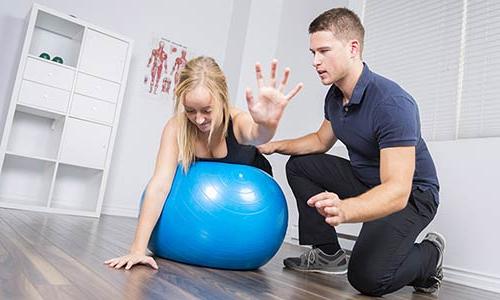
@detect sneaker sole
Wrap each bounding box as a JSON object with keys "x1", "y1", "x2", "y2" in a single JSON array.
[
  {"x1": 427, "y1": 232, "x2": 446, "y2": 267},
  {"x1": 433, "y1": 232, "x2": 447, "y2": 250},
  {"x1": 285, "y1": 266, "x2": 348, "y2": 275},
  {"x1": 414, "y1": 287, "x2": 440, "y2": 295}
]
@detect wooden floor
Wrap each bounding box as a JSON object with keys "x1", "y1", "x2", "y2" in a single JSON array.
[{"x1": 1, "y1": 208, "x2": 498, "y2": 300}]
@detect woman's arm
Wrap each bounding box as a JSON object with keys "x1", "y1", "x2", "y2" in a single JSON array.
[{"x1": 105, "y1": 117, "x2": 180, "y2": 270}]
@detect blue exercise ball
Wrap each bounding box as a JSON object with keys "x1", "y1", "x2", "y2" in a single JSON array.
[{"x1": 147, "y1": 161, "x2": 288, "y2": 270}]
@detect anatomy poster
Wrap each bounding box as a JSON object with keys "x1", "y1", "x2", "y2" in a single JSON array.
[{"x1": 142, "y1": 37, "x2": 193, "y2": 100}]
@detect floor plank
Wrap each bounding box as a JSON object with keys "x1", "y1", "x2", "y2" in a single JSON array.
[{"x1": 0, "y1": 208, "x2": 498, "y2": 300}]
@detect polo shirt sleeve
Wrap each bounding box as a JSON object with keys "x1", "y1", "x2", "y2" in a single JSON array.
[{"x1": 373, "y1": 96, "x2": 418, "y2": 149}]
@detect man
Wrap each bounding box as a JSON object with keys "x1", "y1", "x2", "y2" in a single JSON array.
[{"x1": 259, "y1": 7, "x2": 444, "y2": 297}]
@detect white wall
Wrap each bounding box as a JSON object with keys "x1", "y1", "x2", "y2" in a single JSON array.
[
  {"x1": 231, "y1": 0, "x2": 285, "y2": 109},
  {"x1": 223, "y1": 0, "x2": 252, "y2": 104},
  {"x1": 0, "y1": 0, "x2": 235, "y2": 216}
]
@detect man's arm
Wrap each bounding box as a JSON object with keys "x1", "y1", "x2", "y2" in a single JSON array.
[
  {"x1": 258, "y1": 119, "x2": 337, "y2": 155},
  {"x1": 309, "y1": 146, "x2": 415, "y2": 225}
]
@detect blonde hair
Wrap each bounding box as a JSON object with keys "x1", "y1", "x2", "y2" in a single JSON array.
[{"x1": 174, "y1": 56, "x2": 230, "y2": 172}]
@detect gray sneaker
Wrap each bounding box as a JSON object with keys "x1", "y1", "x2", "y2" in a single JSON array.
[
  {"x1": 414, "y1": 232, "x2": 446, "y2": 295},
  {"x1": 283, "y1": 248, "x2": 348, "y2": 274}
]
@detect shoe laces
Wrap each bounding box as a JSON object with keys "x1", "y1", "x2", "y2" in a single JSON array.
[{"x1": 305, "y1": 248, "x2": 318, "y2": 268}]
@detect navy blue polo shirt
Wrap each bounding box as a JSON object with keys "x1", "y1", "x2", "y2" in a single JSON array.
[{"x1": 324, "y1": 64, "x2": 439, "y2": 204}]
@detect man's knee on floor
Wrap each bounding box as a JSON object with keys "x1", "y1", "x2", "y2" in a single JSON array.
[{"x1": 348, "y1": 265, "x2": 388, "y2": 297}]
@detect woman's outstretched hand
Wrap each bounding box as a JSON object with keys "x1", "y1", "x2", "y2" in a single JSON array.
[{"x1": 246, "y1": 59, "x2": 303, "y2": 127}]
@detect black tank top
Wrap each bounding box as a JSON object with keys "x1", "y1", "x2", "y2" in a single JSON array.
[{"x1": 195, "y1": 118, "x2": 272, "y2": 175}]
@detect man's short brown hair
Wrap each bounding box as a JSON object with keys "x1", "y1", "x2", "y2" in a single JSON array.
[{"x1": 309, "y1": 7, "x2": 365, "y2": 56}]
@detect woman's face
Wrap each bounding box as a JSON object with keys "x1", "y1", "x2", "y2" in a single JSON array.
[{"x1": 183, "y1": 85, "x2": 214, "y2": 133}]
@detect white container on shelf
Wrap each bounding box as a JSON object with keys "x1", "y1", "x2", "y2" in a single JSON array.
[
  {"x1": 74, "y1": 72, "x2": 120, "y2": 103},
  {"x1": 70, "y1": 94, "x2": 116, "y2": 125},
  {"x1": 23, "y1": 57, "x2": 76, "y2": 90},
  {"x1": 18, "y1": 80, "x2": 71, "y2": 113},
  {"x1": 0, "y1": 3, "x2": 133, "y2": 217}
]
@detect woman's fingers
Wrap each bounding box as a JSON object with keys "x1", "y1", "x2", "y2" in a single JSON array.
[
  {"x1": 145, "y1": 257, "x2": 159, "y2": 270},
  {"x1": 245, "y1": 87, "x2": 255, "y2": 108},
  {"x1": 125, "y1": 260, "x2": 135, "y2": 270},
  {"x1": 285, "y1": 82, "x2": 304, "y2": 101},
  {"x1": 114, "y1": 258, "x2": 128, "y2": 269},
  {"x1": 278, "y1": 68, "x2": 290, "y2": 92},
  {"x1": 269, "y1": 59, "x2": 278, "y2": 87},
  {"x1": 255, "y1": 62, "x2": 264, "y2": 88}
]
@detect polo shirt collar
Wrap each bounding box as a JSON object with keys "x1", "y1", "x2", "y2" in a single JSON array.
[
  {"x1": 331, "y1": 63, "x2": 372, "y2": 106},
  {"x1": 349, "y1": 63, "x2": 371, "y2": 105}
]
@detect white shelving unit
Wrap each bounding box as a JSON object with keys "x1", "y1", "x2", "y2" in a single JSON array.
[{"x1": 0, "y1": 4, "x2": 133, "y2": 217}]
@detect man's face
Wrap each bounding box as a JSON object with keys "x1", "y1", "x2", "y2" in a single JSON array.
[{"x1": 309, "y1": 30, "x2": 352, "y2": 86}]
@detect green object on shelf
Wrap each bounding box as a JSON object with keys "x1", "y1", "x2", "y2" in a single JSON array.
[
  {"x1": 51, "y1": 56, "x2": 64, "y2": 64},
  {"x1": 39, "y1": 52, "x2": 50, "y2": 60}
]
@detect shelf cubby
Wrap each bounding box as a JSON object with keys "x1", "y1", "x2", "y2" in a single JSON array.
[
  {"x1": 0, "y1": 154, "x2": 55, "y2": 207},
  {"x1": 7, "y1": 108, "x2": 64, "y2": 160},
  {"x1": 29, "y1": 10, "x2": 84, "y2": 68},
  {"x1": 50, "y1": 163, "x2": 103, "y2": 212}
]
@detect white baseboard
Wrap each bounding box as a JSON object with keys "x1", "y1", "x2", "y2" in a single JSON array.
[
  {"x1": 444, "y1": 265, "x2": 500, "y2": 294},
  {"x1": 101, "y1": 205, "x2": 138, "y2": 217}
]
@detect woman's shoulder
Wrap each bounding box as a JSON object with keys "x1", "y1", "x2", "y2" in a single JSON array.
[
  {"x1": 229, "y1": 106, "x2": 250, "y2": 123},
  {"x1": 229, "y1": 106, "x2": 243, "y2": 118},
  {"x1": 165, "y1": 115, "x2": 180, "y2": 128},
  {"x1": 163, "y1": 115, "x2": 181, "y2": 135}
]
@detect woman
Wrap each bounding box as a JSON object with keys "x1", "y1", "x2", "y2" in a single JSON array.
[{"x1": 105, "y1": 56, "x2": 302, "y2": 270}]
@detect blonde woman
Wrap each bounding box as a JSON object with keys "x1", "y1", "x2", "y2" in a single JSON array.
[{"x1": 105, "y1": 56, "x2": 303, "y2": 270}]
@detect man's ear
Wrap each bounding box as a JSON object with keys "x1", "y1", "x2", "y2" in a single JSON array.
[{"x1": 350, "y1": 40, "x2": 361, "y2": 58}]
